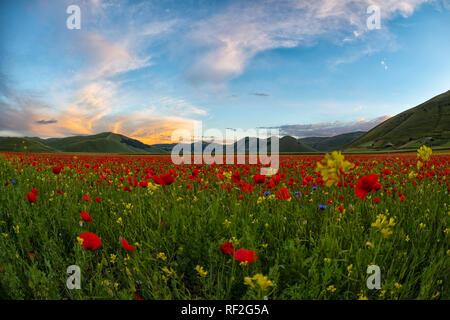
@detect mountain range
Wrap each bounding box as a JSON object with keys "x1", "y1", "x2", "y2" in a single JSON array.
[
  {"x1": 0, "y1": 90, "x2": 448, "y2": 154},
  {"x1": 0, "y1": 131, "x2": 365, "y2": 154}
]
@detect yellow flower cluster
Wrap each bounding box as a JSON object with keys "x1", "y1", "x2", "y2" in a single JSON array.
[
  {"x1": 156, "y1": 252, "x2": 167, "y2": 261},
  {"x1": 162, "y1": 266, "x2": 176, "y2": 281},
  {"x1": 223, "y1": 219, "x2": 232, "y2": 227},
  {"x1": 371, "y1": 214, "x2": 396, "y2": 238},
  {"x1": 223, "y1": 171, "x2": 232, "y2": 181},
  {"x1": 327, "y1": 285, "x2": 336, "y2": 293},
  {"x1": 316, "y1": 151, "x2": 354, "y2": 187},
  {"x1": 244, "y1": 273, "x2": 274, "y2": 291},
  {"x1": 417, "y1": 145, "x2": 432, "y2": 162},
  {"x1": 195, "y1": 265, "x2": 208, "y2": 277},
  {"x1": 408, "y1": 171, "x2": 418, "y2": 179}
]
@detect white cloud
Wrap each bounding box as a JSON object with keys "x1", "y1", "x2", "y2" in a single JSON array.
[
  {"x1": 72, "y1": 33, "x2": 151, "y2": 81},
  {"x1": 277, "y1": 115, "x2": 392, "y2": 137},
  {"x1": 187, "y1": 0, "x2": 428, "y2": 84}
]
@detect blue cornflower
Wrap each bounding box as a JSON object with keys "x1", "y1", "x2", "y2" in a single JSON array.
[
  {"x1": 264, "y1": 191, "x2": 271, "y2": 196},
  {"x1": 295, "y1": 191, "x2": 302, "y2": 198},
  {"x1": 318, "y1": 204, "x2": 327, "y2": 210},
  {"x1": 12, "y1": 180, "x2": 16, "y2": 185},
  {"x1": 312, "y1": 186, "x2": 317, "y2": 191}
]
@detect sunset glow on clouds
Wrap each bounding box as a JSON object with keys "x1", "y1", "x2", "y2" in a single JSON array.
[{"x1": 1, "y1": 0, "x2": 449, "y2": 143}]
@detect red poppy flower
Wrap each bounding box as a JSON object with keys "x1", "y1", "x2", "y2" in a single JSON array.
[
  {"x1": 399, "y1": 195, "x2": 405, "y2": 202},
  {"x1": 232, "y1": 171, "x2": 241, "y2": 184},
  {"x1": 355, "y1": 174, "x2": 379, "y2": 200},
  {"x1": 219, "y1": 242, "x2": 234, "y2": 255},
  {"x1": 79, "y1": 232, "x2": 101, "y2": 250},
  {"x1": 121, "y1": 238, "x2": 136, "y2": 252},
  {"x1": 233, "y1": 248, "x2": 258, "y2": 264},
  {"x1": 134, "y1": 292, "x2": 142, "y2": 300},
  {"x1": 338, "y1": 205, "x2": 344, "y2": 213},
  {"x1": 95, "y1": 196, "x2": 101, "y2": 203},
  {"x1": 139, "y1": 180, "x2": 148, "y2": 188},
  {"x1": 82, "y1": 194, "x2": 91, "y2": 201},
  {"x1": 31, "y1": 188, "x2": 39, "y2": 195},
  {"x1": 240, "y1": 183, "x2": 253, "y2": 193},
  {"x1": 276, "y1": 187, "x2": 291, "y2": 200},
  {"x1": 373, "y1": 197, "x2": 380, "y2": 204},
  {"x1": 26, "y1": 192, "x2": 37, "y2": 203},
  {"x1": 80, "y1": 211, "x2": 93, "y2": 223},
  {"x1": 56, "y1": 189, "x2": 64, "y2": 195},
  {"x1": 52, "y1": 166, "x2": 62, "y2": 175},
  {"x1": 252, "y1": 174, "x2": 265, "y2": 184},
  {"x1": 159, "y1": 173, "x2": 175, "y2": 186}
]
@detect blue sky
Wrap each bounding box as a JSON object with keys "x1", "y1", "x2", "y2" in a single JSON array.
[{"x1": 0, "y1": 0, "x2": 449, "y2": 143}]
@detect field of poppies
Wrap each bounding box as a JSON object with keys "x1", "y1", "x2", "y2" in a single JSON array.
[{"x1": 0, "y1": 148, "x2": 448, "y2": 300}]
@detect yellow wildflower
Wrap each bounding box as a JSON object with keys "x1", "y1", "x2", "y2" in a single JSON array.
[
  {"x1": 195, "y1": 265, "x2": 208, "y2": 277},
  {"x1": 77, "y1": 236, "x2": 84, "y2": 246},
  {"x1": 156, "y1": 252, "x2": 167, "y2": 261},
  {"x1": 223, "y1": 219, "x2": 231, "y2": 227},
  {"x1": 327, "y1": 285, "x2": 336, "y2": 293},
  {"x1": 417, "y1": 145, "x2": 432, "y2": 161},
  {"x1": 316, "y1": 151, "x2": 354, "y2": 187},
  {"x1": 371, "y1": 214, "x2": 396, "y2": 238},
  {"x1": 347, "y1": 264, "x2": 353, "y2": 277},
  {"x1": 162, "y1": 266, "x2": 176, "y2": 277},
  {"x1": 244, "y1": 273, "x2": 274, "y2": 291},
  {"x1": 357, "y1": 291, "x2": 368, "y2": 300}
]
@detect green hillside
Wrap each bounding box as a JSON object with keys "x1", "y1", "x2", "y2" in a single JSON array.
[
  {"x1": 42, "y1": 132, "x2": 167, "y2": 154},
  {"x1": 277, "y1": 136, "x2": 317, "y2": 152},
  {"x1": 345, "y1": 90, "x2": 450, "y2": 151},
  {"x1": 300, "y1": 131, "x2": 366, "y2": 151},
  {"x1": 0, "y1": 137, "x2": 55, "y2": 153}
]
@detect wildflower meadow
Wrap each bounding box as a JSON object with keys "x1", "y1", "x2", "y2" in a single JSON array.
[{"x1": 0, "y1": 148, "x2": 448, "y2": 300}]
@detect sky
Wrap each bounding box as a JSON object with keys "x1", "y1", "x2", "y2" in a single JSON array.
[{"x1": 0, "y1": 0, "x2": 449, "y2": 144}]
